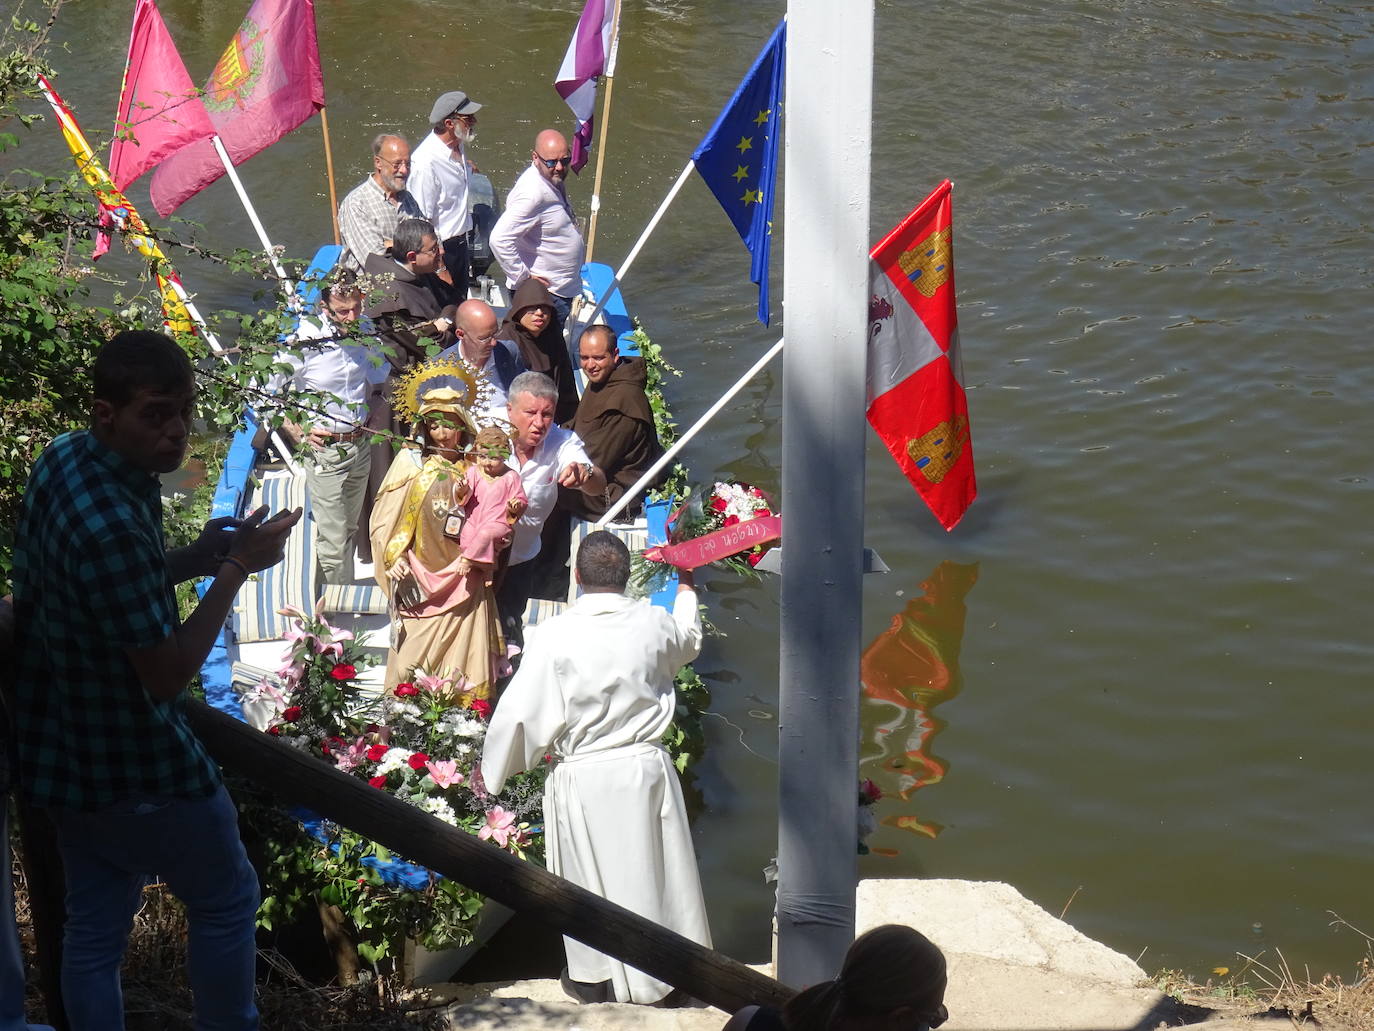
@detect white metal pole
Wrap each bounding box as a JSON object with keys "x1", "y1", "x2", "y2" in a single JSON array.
[
  {"x1": 574, "y1": 160, "x2": 695, "y2": 339},
  {"x1": 594, "y1": 337, "x2": 783, "y2": 526},
  {"x1": 210, "y1": 134, "x2": 295, "y2": 294},
  {"x1": 776, "y1": 0, "x2": 873, "y2": 988}
]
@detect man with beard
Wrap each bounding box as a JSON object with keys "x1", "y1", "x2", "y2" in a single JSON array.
[
  {"x1": 337, "y1": 133, "x2": 422, "y2": 272},
  {"x1": 559, "y1": 325, "x2": 663, "y2": 522},
  {"x1": 490, "y1": 130, "x2": 587, "y2": 330},
  {"x1": 409, "y1": 90, "x2": 482, "y2": 295}
]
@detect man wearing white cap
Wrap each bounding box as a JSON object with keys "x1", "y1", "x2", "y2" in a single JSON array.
[{"x1": 409, "y1": 90, "x2": 482, "y2": 296}]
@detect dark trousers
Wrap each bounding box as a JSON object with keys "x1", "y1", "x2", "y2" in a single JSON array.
[{"x1": 442, "y1": 235, "x2": 470, "y2": 297}]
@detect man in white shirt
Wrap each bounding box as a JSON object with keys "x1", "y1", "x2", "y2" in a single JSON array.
[
  {"x1": 408, "y1": 90, "x2": 481, "y2": 296},
  {"x1": 437, "y1": 300, "x2": 526, "y2": 424},
  {"x1": 489, "y1": 130, "x2": 587, "y2": 331},
  {"x1": 481, "y1": 531, "x2": 710, "y2": 1005},
  {"x1": 496, "y1": 372, "x2": 605, "y2": 640},
  {"x1": 267, "y1": 272, "x2": 386, "y2": 583},
  {"x1": 336, "y1": 133, "x2": 423, "y2": 272}
]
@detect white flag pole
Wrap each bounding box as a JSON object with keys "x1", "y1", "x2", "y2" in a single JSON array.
[
  {"x1": 594, "y1": 337, "x2": 783, "y2": 526},
  {"x1": 210, "y1": 134, "x2": 295, "y2": 295}
]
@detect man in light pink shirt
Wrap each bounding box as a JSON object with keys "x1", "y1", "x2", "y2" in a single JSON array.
[{"x1": 490, "y1": 130, "x2": 587, "y2": 331}]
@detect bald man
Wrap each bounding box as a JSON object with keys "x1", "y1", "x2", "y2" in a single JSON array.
[
  {"x1": 439, "y1": 299, "x2": 527, "y2": 423},
  {"x1": 489, "y1": 129, "x2": 587, "y2": 330},
  {"x1": 337, "y1": 133, "x2": 423, "y2": 272}
]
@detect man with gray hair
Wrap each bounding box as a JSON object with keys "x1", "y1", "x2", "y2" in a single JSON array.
[
  {"x1": 482, "y1": 532, "x2": 709, "y2": 1005},
  {"x1": 409, "y1": 90, "x2": 482, "y2": 294},
  {"x1": 337, "y1": 133, "x2": 423, "y2": 272},
  {"x1": 496, "y1": 371, "x2": 605, "y2": 639}
]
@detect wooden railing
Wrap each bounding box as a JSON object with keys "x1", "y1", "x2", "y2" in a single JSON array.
[{"x1": 187, "y1": 701, "x2": 794, "y2": 1014}]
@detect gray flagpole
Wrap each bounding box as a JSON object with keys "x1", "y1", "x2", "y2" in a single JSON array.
[{"x1": 775, "y1": 0, "x2": 874, "y2": 988}]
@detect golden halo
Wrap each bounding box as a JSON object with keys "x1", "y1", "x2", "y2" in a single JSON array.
[{"x1": 392, "y1": 356, "x2": 484, "y2": 425}]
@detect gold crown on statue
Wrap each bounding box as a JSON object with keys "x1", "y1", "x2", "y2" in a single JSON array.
[{"x1": 392, "y1": 357, "x2": 490, "y2": 426}]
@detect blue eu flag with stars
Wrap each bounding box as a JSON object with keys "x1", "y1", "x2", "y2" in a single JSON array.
[{"x1": 692, "y1": 20, "x2": 785, "y2": 326}]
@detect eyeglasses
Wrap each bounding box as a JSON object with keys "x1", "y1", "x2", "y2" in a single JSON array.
[
  {"x1": 419, "y1": 241, "x2": 441, "y2": 256},
  {"x1": 377, "y1": 158, "x2": 410, "y2": 171},
  {"x1": 450, "y1": 112, "x2": 476, "y2": 124},
  {"x1": 537, "y1": 156, "x2": 572, "y2": 169}
]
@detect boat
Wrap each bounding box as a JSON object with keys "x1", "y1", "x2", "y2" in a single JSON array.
[{"x1": 197, "y1": 181, "x2": 687, "y2": 981}]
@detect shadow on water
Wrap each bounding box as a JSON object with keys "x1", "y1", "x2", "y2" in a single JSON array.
[{"x1": 860, "y1": 561, "x2": 978, "y2": 854}]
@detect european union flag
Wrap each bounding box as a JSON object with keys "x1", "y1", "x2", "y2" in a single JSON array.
[{"x1": 692, "y1": 20, "x2": 785, "y2": 326}]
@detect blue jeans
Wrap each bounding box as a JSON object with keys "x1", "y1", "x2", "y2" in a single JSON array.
[
  {"x1": 52, "y1": 786, "x2": 259, "y2": 1031},
  {"x1": 548, "y1": 290, "x2": 574, "y2": 335}
]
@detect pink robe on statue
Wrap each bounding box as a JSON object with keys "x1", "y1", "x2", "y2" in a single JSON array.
[{"x1": 460, "y1": 465, "x2": 526, "y2": 566}]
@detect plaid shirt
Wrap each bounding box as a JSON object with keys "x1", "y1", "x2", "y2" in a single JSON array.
[
  {"x1": 10, "y1": 431, "x2": 220, "y2": 811},
  {"x1": 338, "y1": 174, "x2": 422, "y2": 272}
]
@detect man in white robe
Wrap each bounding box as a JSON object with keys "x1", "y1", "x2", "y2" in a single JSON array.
[{"x1": 480, "y1": 531, "x2": 710, "y2": 1005}]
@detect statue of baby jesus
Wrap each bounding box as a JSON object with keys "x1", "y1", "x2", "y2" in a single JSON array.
[{"x1": 456, "y1": 425, "x2": 528, "y2": 586}]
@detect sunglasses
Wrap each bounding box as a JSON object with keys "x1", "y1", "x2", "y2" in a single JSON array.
[{"x1": 537, "y1": 156, "x2": 572, "y2": 169}]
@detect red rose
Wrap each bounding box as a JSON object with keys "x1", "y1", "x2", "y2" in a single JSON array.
[
  {"x1": 407, "y1": 752, "x2": 429, "y2": 770},
  {"x1": 368, "y1": 775, "x2": 387, "y2": 789},
  {"x1": 267, "y1": 726, "x2": 281, "y2": 736},
  {"x1": 282, "y1": 706, "x2": 302, "y2": 722},
  {"x1": 724, "y1": 514, "x2": 739, "y2": 526},
  {"x1": 747, "y1": 548, "x2": 764, "y2": 567},
  {"x1": 710, "y1": 496, "x2": 728, "y2": 512},
  {"x1": 859, "y1": 778, "x2": 883, "y2": 804},
  {"x1": 366, "y1": 744, "x2": 387, "y2": 762},
  {"x1": 469, "y1": 698, "x2": 493, "y2": 720},
  {"x1": 330, "y1": 664, "x2": 356, "y2": 681},
  {"x1": 395, "y1": 683, "x2": 420, "y2": 697},
  {"x1": 321, "y1": 742, "x2": 332, "y2": 756}
]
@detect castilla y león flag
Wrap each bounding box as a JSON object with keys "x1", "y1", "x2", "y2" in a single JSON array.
[
  {"x1": 867, "y1": 180, "x2": 976, "y2": 531},
  {"x1": 148, "y1": 0, "x2": 323, "y2": 216}
]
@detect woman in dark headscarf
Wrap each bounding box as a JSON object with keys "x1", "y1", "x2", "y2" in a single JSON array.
[{"x1": 498, "y1": 278, "x2": 579, "y2": 424}]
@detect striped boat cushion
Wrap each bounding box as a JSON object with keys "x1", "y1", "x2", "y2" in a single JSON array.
[
  {"x1": 566, "y1": 517, "x2": 650, "y2": 603},
  {"x1": 522, "y1": 596, "x2": 567, "y2": 628},
  {"x1": 319, "y1": 582, "x2": 388, "y2": 616},
  {"x1": 232, "y1": 472, "x2": 315, "y2": 643}
]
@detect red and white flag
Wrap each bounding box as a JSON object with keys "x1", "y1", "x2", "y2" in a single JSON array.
[
  {"x1": 867, "y1": 180, "x2": 976, "y2": 531},
  {"x1": 554, "y1": 0, "x2": 617, "y2": 172},
  {"x1": 149, "y1": 0, "x2": 324, "y2": 216},
  {"x1": 109, "y1": 0, "x2": 215, "y2": 192}
]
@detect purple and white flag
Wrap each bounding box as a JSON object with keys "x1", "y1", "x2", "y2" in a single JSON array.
[{"x1": 554, "y1": 0, "x2": 616, "y2": 172}]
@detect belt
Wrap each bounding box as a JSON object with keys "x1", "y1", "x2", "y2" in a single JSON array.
[
  {"x1": 320, "y1": 426, "x2": 368, "y2": 443},
  {"x1": 554, "y1": 741, "x2": 665, "y2": 765}
]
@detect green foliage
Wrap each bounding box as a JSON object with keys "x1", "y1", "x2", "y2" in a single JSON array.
[
  {"x1": 663, "y1": 664, "x2": 711, "y2": 773},
  {"x1": 629, "y1": 322, "x2": 688, "y2": 502}
]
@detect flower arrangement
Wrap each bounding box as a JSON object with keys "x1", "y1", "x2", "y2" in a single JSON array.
[
  {"x1": 245, "y1": 600, "x2": 545, "y2": 969},
  {"x1": 630, "y1": 480, "x2": 781, "y2": 595},
  {"x1": 857, "y1": 777, "x2": 882, "y2": 855}
]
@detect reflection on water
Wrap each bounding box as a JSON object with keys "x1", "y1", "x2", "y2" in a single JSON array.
[{"x1": 860, "y1": 562, "x2": 978, "y2": 850}]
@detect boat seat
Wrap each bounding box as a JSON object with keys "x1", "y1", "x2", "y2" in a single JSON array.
[
  {"x1": 522, "y1": 596, "x2": 568, "y2": 629},
  {"x1": 318, "y1": 581, "x2": 389, "y2": 616},
  {"x1": 232, "y1": 472, "x2": 315, "y2": 643}
]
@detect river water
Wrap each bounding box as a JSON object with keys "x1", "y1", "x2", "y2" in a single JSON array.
[{"x1": 23, "y1": 0, "x2": 1373, "y2": 980}]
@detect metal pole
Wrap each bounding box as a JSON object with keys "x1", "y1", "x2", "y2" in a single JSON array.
[
  {"x1": 210, "y1": 134, "x2": 295, "y2": 293},
  {"x1": 776, "y1": 0, "x2": 873, "y2": 989},
  {"x1": 595, "y1": 337, "x2": 783, "y2": 526}
]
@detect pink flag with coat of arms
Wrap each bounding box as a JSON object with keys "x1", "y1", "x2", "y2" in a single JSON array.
[
  {"x1": 867, "y1": 179, "x2": 976, "y2": 531},
  {"x1": 109, "y1": 0, "x2": 216, "y2": 192},
  {"x1": 554, "y1": 0, "x2": 617, "y2": 172},
  {"x1": 148, "y1": 0, "x2": 324, "y2": 216}
]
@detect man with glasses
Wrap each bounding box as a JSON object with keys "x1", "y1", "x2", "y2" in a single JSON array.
[
  {"x1": 337, "y1": 133, "x2": 422, "y2": 272},
  {"x1": 439, "y1": 299, "x2": 527, "y2": 423},
  {"x1": 409, "y1": 90, "x2": 482, "y2": 295},
  {"x1": 491, "y1": 129, "x2": 587, "y2": 331}
]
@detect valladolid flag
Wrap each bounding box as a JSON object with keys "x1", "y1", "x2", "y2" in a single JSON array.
[
  {"x1": 110, "y1": 0, "x2": 216, "y2": 192},
  {"x1": 691, "y1": 20, "x2": 785, "y2": 326},
  {"x1": 554, "y1": 0, "x2": 616, "y2": 173},
  {"x1": 149, "y1": 0, "x2": 324, "y2": 216},
  {"x1": 867, "y1": 180, "x2": 976, "y2": 531},
  {"x1": 37, "y1": 75, "x2": 196, "y2": 335}
]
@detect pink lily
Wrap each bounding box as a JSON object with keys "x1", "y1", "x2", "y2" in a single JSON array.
[
  {"x1": 425, "y1": 759, "x2": 463, "y2": 789},
  {"x1": 334, "y1": 737, "x2": 370, "y2": 773},
  {"x1": 415, "y1": 670, "x2": 451, "y2": 696},
  {"x1": 274, "y1": 657, "x2": 307, "y2": 686},
  {"x1": 477, "y1": 806, "x2": 517, "y2": 848}
]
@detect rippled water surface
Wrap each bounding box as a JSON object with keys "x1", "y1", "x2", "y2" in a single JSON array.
[{"x1": 20, "y1": 0, "x2": 1374, "y2": 978}]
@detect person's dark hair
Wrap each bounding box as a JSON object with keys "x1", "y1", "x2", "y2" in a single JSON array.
[
  {"x1": 575, "y1": 530, "x2": 630, "y2": 590},
  {"x1": 321, "y1": 268, "x2": 362, "y2": 306},
  {"x1": 392, "y1": 218, "x2": 436, "y2": 262},
  {"x1": 580, "y1": 324, "x2": 618, "y2": 352},
  {"x1": 781, "y1": 925, "x2": 948, "y2": 1031},
  {"x1": 92, "y1": 330, "x2": 194, "y2": 407}
]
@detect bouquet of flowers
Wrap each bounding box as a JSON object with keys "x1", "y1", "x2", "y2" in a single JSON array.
[
  {"x1": 630, "y1": 480, "x2": 781, "y2": 595},
  {"x1": 245, "y1": 601, "x2": 545, "y2": 967}
]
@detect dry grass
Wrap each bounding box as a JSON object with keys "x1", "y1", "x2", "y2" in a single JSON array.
[
  {"x1": 12, "y1": 865, "x2": 449, "y2": 1030},
  {"x1": 1153, "y1": 914, "x2": 1374, "y2": 1031}
]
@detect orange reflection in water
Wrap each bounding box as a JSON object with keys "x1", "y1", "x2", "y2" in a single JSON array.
[{"x1": 861, "y1": 561, "x2": 978, "y2": 843}]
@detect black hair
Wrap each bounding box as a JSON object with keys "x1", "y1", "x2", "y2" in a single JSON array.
[
  {"x1": 92, "y1": 330, "x2": 194, "y2": 407},
  {"x1": 575, "y1": 530, "x2": 631, "y2": 590},
  {"x1": 391, "y1": 218, "x2": 436, "y2": 262}
]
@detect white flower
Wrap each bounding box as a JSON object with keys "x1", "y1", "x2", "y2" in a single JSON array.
[
  {"x1": 418, "y1": 796, "x2": 458, "y2": 826},
  {"x1": 376, "y1": 747, "x2": 414, "y2": 775}
]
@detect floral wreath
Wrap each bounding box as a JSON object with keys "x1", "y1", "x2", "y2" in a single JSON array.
[{"x1": 392, "y1": 356, "x2": 496, "y2": 428}]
